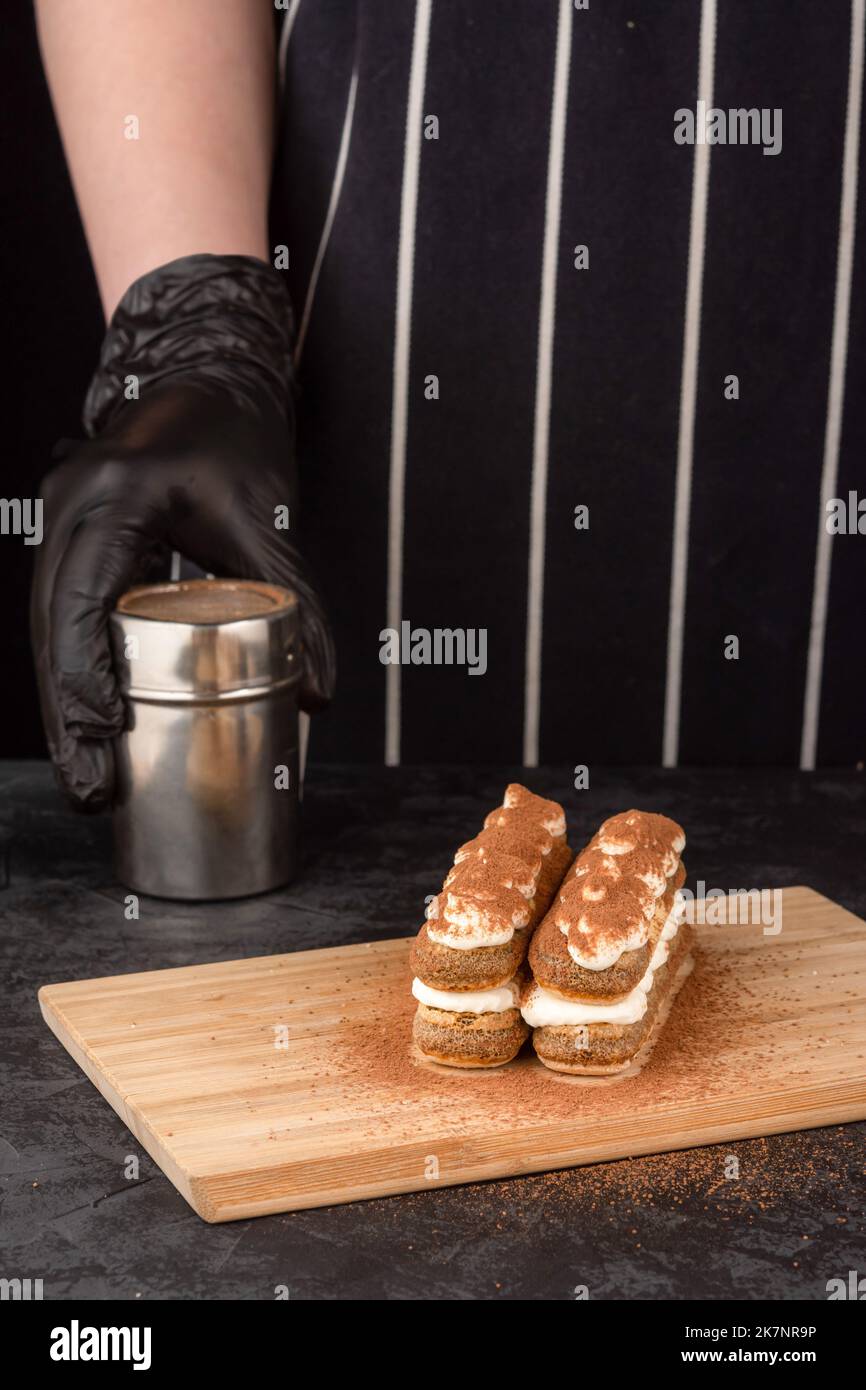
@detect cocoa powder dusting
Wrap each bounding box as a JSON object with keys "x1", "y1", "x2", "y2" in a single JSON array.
[
  {"x1": 346, "y1": 965, "x2": 865, "y2": 1221},
  {"x1": 382, "y1": 1127, "x2": 865, "y2": 1227},
  {"x1": 335, "y1": 929, "x2": 863, "y2": 1141}
]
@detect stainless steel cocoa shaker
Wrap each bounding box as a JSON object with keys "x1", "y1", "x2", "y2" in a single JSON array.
[{"x1": 109, "y1": 579, "x2": 300, "y2": 900}]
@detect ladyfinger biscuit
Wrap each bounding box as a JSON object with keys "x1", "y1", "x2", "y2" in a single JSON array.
[
  {"x1": 412, "y1": 840, "x2": 572, "y2": 993},
  {"x1": 410, "y1": 924, "x2": 529, "y2": 992},
  {"x1": 538, "y1": 815, "x2": 685, "y2": 981},
  {"x1": 521, "y1": 808, "x2": 690, "y2": 1074},
  {"x1": 526, "y1": 921, "x2": 693, "y2": 1074},
  {"x1": 414, "y1": 785, "x2": 572, "y2": 985},
  {"x1": 529, "y1": 867, "x2": 686, "y2": 1003},
  {"x1": 412, "y1": 1003, "x2": 529, "y2": 1068},
  {"x1": 411, "y1": 785, "x2": 572, "y2": 1067}
]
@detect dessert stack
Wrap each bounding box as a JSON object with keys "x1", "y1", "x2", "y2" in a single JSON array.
[
  {"x1": 411, "y1": 785, "x2": 572, "y2": 1067},
  {"x1": 521, "y1": 810, "x2": 690, "y2": 1073}
]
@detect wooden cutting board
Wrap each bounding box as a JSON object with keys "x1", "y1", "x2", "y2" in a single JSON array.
[{"x1": 38, "y1": 886, "x2": 866, "y2": 1222}]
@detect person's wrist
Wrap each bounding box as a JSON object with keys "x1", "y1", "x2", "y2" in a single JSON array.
[{"x1": 83, "y1": 253, "x2": 295, "y2": 436}]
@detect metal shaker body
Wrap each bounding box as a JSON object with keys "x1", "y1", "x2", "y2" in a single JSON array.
[{"x1": 109, "y1": 581, "x2": 300, "y2": 900}]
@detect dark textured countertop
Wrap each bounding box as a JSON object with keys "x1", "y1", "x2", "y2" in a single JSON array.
[{"x1": 1, "y1": 761, "x2": 864, "y2": 1301}]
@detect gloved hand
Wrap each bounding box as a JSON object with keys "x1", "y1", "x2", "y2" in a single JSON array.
[{"x1": 31, "y1": 254, "x2": 335, "y2": 812}]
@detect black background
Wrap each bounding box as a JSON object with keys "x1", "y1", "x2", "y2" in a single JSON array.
[
  {"x1": 3, "y1": 1, "x2": 864, "y2": 766},
  {"x1": 1, "y1": 2, "x2": 102, "y2": 759}
]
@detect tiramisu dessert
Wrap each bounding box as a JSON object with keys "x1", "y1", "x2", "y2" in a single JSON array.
[
  {"x1": 411, "y1": 785, "x2": 573, "y2": 1067},
  {"x1": 522, "y1": 810, "x2": 691, "y2": 1074}
]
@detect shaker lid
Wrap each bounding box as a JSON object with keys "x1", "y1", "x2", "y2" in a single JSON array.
[
  {"x1": 111, "y1": 579, "x2": 300, "y2": 701},
  {"x1": 116, "y1": 579, "x2": 296, "y2": 624}
]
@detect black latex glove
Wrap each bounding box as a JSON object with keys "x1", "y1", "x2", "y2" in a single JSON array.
[{"x1": 31, "y1": 254, "x2": 335, "y2": 811}]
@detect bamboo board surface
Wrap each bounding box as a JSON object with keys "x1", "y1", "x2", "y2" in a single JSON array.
[{"x1": 38, "y1": 887, "x2": 866, "y2": 1221}]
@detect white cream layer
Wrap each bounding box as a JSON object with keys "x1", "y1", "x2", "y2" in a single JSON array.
[
  {"x1": 522, "y1": 919, "x2": 681, "y2": 1028},
  {"x1": 412, "y1": 975, "x2": 520, "y2": 1015},
  {"x1": 563, "y1": 887, "x2": 683, "y2": 971},
  {"x1": 426, "y1": 921, "x2": 515, "y2": 950},
  {"x1": 426, "y1": 892, "x2": 520, "y2": 948}
]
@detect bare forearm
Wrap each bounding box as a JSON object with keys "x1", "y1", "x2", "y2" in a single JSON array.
[{"x1": 35, "y1": 0, "x2": 276, "y2": 317}]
